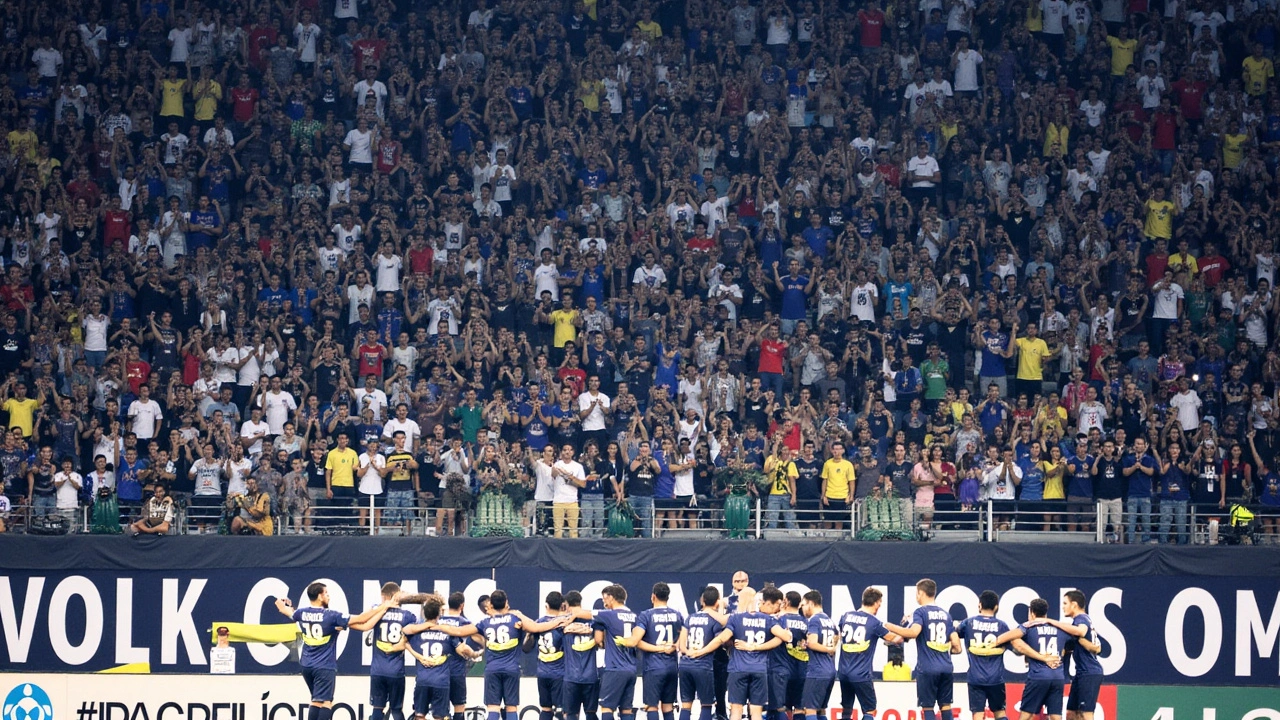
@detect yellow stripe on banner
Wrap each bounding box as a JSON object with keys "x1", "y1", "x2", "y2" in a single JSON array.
[
  {"x1": 210, "y1": 622, "x2": 302, "y2": 645},
  {"x1": 98, "y1": 663, "x2": 151, "y2": 674}
]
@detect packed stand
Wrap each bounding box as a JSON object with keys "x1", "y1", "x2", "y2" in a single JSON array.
[{"x1": 0, "y1": 0, "x2": 1277, "y2": 542}]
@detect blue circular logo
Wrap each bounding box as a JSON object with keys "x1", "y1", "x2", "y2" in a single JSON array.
[{"x1": 3, "y1": 684, "x2": 53, "y2": 720}]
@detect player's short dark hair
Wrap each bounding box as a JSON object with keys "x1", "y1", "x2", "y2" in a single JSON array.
[
  {"x1": 1065, "y1": 590, "x2": 1087, "y2": 609},
  {"x1": 761, "y1": 586, "x2": 784, "y2": 605},
  {"x1": 422, "y1": 597, "x2": 442, "y2": 621},
  {"x1": 802, "y1": 590, "x2": 823, "y2": 606},
  {"x1": 917, "y1": 579, "x2": 938, "y2": 598},
  {"x1": 979, "y1": 590, "x2": 999, "y2": 611},
  {"x1": 602, "y1": 584, "x2": 627, "y2": 603},
  {"x1": 700, "y1": 586, "x2": 720, "y2": 607},
  {"x1": 306, "y1": 582, "x2": 326, "y2": 601},
  {"x1": 490, "y1": 590, "x2": 509, "y2": 610},
  {"x1": 565, "y1": 591, "x2": 583, "y2": 608},
  {"x1": 448, "y1": 592, "x2": 466, "y2": 610},
  {"x1": 1029, "y1": 598, "x2": 1049, "y2": 618},
  {"x1": 785, "y1": 590, "x2": 803, "y2": 609},
  {"x1": 862, "y1": 587, "x2": 883, "y2": 606},
  {"x1": 545, "y1": 591, "x2": 565, "y2": 610},
  {"x1": 381, "y1": 582, "x2": 401, "y2": 598},
  {"x1": 652, "y1": 583, "x2": 670, "y2": 601}
]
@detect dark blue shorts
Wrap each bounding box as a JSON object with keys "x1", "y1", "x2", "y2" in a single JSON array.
[
  {"x1": 838, "y1": 680, "x2": 876, "y2": 712},
  {"x1": 562, "y1": 681, "x2": 600, "y2": 717},
  {"x1": 767, "y1": 671, "x2": 794, "y2": 710},
  {"x1": 449, "y1": 675, "x2": 467, "y2": 707},
  {"x1": 599, "y1": 670, "x2": 636, "y2": 710},
  {"x1": 643, "y1": 669, "x2": 678, "y2": 706},
  {"x1": 303, "y1": 668, "x2": 336, "y2": 702},
  {"x1": 967, "y1": 683, "x2": 1005, "y2": 713},
  {"x1": 727, "y1": 672, "x2": 767, "y2": 706},
  {"x1": 371, "y1": 675, "x2": 407, "y2": 711},
  {"x1": 801, "y1": 677, "x2": 835, "y2": 711},
  {"x1": 679, "y1": 667, "x2": 715, "y2": 705},
  {"x1": 1022, "y1": 680, "x2": 1064, "y2": 716},
  {"x1": 537, "y1": 677, "x2": 564, "y2": 709},
  {"x1": 1067, "y1": 674, "x2": 1101, "y2": 713},
  {"x1": 484, "y1": 671, "x2": 520, "y2": 707},
  {"x1": 413, "y1": 683, "x2": 450, "y2": 719},
  {"x1": 915, "y1": 672, "x2": 953, "y2": 709}
]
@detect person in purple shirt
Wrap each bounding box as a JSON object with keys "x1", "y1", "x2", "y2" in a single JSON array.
[{"x1": 275, "y1": 583, "x2": 397, "y2": 720}]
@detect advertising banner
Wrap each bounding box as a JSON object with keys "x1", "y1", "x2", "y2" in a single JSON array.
[
  {"x1": 1116, "y1": 685, "x2": 1280, "y2": 720},
  {"x1": 0, "y1": 675, "x2": 1120, "y2": 720},
  {"x1": 1, "y1": 537, "x2": 1278, "y2": 685}
]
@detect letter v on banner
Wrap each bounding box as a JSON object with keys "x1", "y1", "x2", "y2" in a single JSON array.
[{"x1": 0, "y1": 576, "x2": 44, "y2": 663}]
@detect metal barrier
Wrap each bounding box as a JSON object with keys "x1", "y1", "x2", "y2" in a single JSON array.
[{"x1": 4, "y1": 496, "x2": 1278, "y2": 544}]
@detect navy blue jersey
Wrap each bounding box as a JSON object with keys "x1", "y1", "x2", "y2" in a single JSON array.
[
  {"x1": 805, "y1": 613, "x2": 837, "y2": 678},
  {"x1": 837, "y1": 610, "x2": 889, "y2": 681},
  {"x1": 1070, "y1": 614, "x2": 1104, "y2": 676},
  {"x1": 593, "y1": 607, "x2": 640, "y2": 672},
  {"x1": 775, "y1": 612, "x2": 811, "y2": 676},
  {"x1": 682, "y1": 611, "x2": 725, "y2": 671},
  {"x1": 476, "y1": 614, "x2": 524, "y2": 673},
  {"x1": 639, "y1": 607, "x2": 685, "y2": 672},
  {"x1": 531, "y1": 614, "x2": 566, "y2": 678},
  {"x1": 725, "y1": 612, "x2": 777, "y2": 674},
  {"x1": 437, "y1": 614, "x2": 472, "y2": 676},
  {"x1": 1019, "y1": 622, "x2": 1069, "y2": 681},
  {"x1": 411, "y1": 628, "x2": 460, "y2": 686},
  {"x1": 957, "y1": 615, "x2": 1009, "y2": 686},
  {"x1": 564, "y1": 627, "x2": 599, "y2": 683},
  {"x1": 293, "y1": 606, "x2": 349, "y2": 670},
  {"x1": 371, "y1": 606, "x2": 417, "y2": 677},
  {"x1": 909, "y1": 605, "x2": 955, "y2": 675}
]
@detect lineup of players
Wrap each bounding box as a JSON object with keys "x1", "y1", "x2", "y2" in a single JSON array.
[{"x1": 277, "y1": 578, "x2": 1105, "y2": 720}]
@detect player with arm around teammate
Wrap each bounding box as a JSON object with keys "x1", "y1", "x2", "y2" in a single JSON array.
[
  {"x1": 523, "y1": 591, "x2": 571, "y2": 720},
  {"x1": 799, "y1": 590, "x2": 838, "y2": 720},
  {"x1": 275, "y1": 583, "x2": 397, "y2": 720},
  {"x1": 404, "y1": 595, "x2": 482, "y2": 720},
  {"x1": 637, "y1": 583, "x2": 687, "y2": 720},
  {"x1": 886, "y1": 579, "x2": 962, "y2": 720},
  {"x1": 957, "y1": 591, "x2": 1061, "y2": 720},
  {"x1": 678, "y1": 587, "x2": 729, "y2": 720},
  {"x1": 697, "y1": 586, "x2": 794, "y2": 720},
  {"x1": 836, "y1": 587, "x2": 905, "y2": 720},
  {"x1": 561, "y1": 591, "x2": 601, "y2": 720},
  {"x1": 1024, "y1": 591, "x2": 1103, "y2": 720},
  {"x1": 995, "y1": 597, "x2": 1069, "y2": 720}
]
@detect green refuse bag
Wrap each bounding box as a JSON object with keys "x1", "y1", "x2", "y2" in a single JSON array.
[
  {"x1": 91, "y1": 490, "x2": 122, "y2": 534},
  {"x1": 606, "y1": 500, "x2": 636, "y2": 538},
  {"x1": 724, "y1": 493, "x2": 752, "y2": 539}
]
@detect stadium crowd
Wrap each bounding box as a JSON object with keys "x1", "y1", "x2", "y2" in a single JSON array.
[{"x1": 1, "y1": 0, "x2": 1280, "y2": 541}]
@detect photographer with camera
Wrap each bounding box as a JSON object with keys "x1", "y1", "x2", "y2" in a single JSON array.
[
  {"x1": 229, "y1": 475, "x2": 274, "y2": 536},
  {"x1": 130, "y1": 483, "x2": 175, "y2": 536}
]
